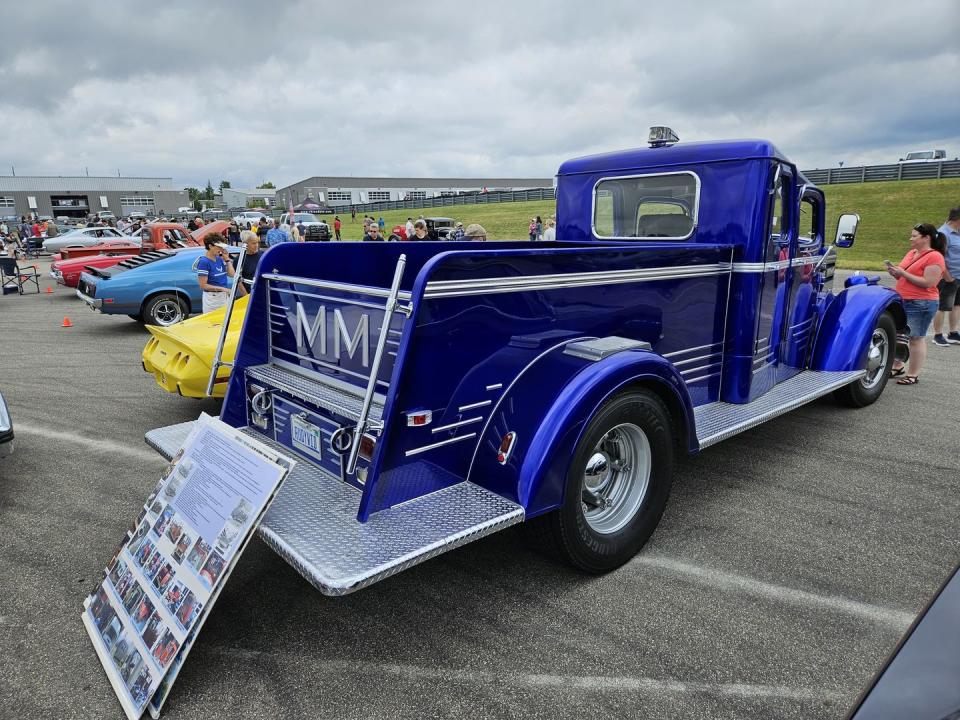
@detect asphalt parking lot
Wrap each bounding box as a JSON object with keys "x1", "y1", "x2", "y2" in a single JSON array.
[{"x1": 1, "y1": 262, "x2": 958, "y2": 720}]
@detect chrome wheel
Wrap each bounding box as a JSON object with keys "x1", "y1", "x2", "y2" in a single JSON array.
[
  {"x1": 153, "y1": 299, "x2": 184, "y2": 326},
  {"x1": 581, "y1": 422, "x2": 652, "y2": 535},
  {"x1": 862, "y1": 326, "x2": 890, "y2": 389}
]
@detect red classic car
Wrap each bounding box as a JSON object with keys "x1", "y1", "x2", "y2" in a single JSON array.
[{"x1": 51, "y1": 222, "x2": 229, "y2": 288}]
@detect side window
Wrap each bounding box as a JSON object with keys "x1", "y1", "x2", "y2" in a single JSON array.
[
  {"x1": 140, "y1": 229, "x2": 151, "y2": 244},
  {"x1": 797, "y1": 194, "x2": 822, "y2": 249},
  {"x1": 593, "y1": 173, "x2": 698, "y2": 239},
  {"x1": 766, "y1": 169, "x2": 787, "y2": 262}
]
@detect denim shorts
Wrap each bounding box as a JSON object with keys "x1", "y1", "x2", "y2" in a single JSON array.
[{"x1": 904, "y1": 299, "x2": 939, "y2": 338}]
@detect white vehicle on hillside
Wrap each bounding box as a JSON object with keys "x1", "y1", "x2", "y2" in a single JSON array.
[{"x1": 898, "y1": 149, "x2": 947, "y2": 163}]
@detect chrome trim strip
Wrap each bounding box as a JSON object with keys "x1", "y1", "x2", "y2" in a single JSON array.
[
  {"x1": 485, "y1": 383, "x2": 503, "y2": 391},
  {"x1": 431, "y1": 416, "x2": 484, "y2": 434},
  {"x1": 263, "y1": 273, "x2": 412, "y2": 302},
  {"x1": 718, "y1": 246, "x2": 734, "y2": 399},
  {"x1": 680, "y1": 361, "x2": 723, "y2": 377},
  {"x1": 662, "y1": 341, "x2": 724, "y2": 359},
  {"x1": 269, "y1": 285, "x2": 387, "y2": 311},
  {"x1": 672, "y1": 352, "x2": 723, "y2": 368},
  {"x1": 684, "y1": 371, "x2": 721, "y2": 384},
  {"x1": 423, "y1": 263, "x2": 730, "y2": 299},
  {"x1": 405, "y1": 433, "x2": 477, "y2": 457},
  {"x1": 458, "y1": 400, "x2": 492, "y2": 412},
  {"x1": 466, "y1": 336, "x2": 597, "y2": 483},
  {"x1": 590, "y1": 170, "x2": 701, "y2": 241}
]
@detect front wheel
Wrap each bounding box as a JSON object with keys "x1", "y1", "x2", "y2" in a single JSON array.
[
  {"x1": 533, "y1": 390, "x2": 674, "y2": 573},
  {"x1": 834, "y1": 312, "x2": 896, "y2": 407},
  {"x1": 142, "y1": 294, "x2": 187, "y2": 327}
]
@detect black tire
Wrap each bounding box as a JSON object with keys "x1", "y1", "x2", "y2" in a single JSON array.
[
  {"x1": 529, "y1": 390, "x2": 674, "y2": 573},
  {"x1": 142, "y1": 293, "x2": 187, "y2": 327},
  {"x1": 834, "y1": 312, "x2": 896, "y2": 407}
]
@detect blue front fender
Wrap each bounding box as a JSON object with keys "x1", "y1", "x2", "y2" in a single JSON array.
[
  {"x1": 810, "y1": 285, "x2": 905, "y2": 372},
  {"x1": 514, "y1": 351, "x2": 693, "y2": 518}
]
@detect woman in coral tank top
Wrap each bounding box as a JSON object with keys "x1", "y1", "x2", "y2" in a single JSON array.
[{"x1": 887, "y1": 223, "x2": 947, "y2": 384}]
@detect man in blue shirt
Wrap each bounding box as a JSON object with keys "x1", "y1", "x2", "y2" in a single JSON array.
[
  {"x1": 196, "y1": 234, "x2": 236, "y2": 314},
  {"x1": 266, "y1": 219, "x2": 289, "y2": 247},
  {"x1": 933, "y1": 207, "x2": 960, "y2": 346}
]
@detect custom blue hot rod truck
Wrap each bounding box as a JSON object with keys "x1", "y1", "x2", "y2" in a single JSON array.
[{"x1": 147, "y1": 128, "x2": 905, "y2": 595}]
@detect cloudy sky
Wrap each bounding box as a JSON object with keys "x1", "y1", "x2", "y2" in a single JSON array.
[{"x1": 0, "y1": 0, "x2": 957, "y2": 189}]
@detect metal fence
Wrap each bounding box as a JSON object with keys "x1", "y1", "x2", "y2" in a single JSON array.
[
  {"x1": 265, "y1": 187, "x2": 557, "y2": 219},
  {"x1": 801, "y1": 160, "x2": 960, "y2": 185}
]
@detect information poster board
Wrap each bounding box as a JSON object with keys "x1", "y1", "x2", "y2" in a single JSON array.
[{"x1": 82, "y1": 414, "x2": 294, "y2": 719}]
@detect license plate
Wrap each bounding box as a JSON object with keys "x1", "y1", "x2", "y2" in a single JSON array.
[{"x1": 291, "y1": 415, "x2": 323, "y2": 460}]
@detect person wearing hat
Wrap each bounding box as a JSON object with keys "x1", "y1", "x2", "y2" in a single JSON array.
[
  {"x1": 197, "y1": 233, "x2": 236, "y2": 313},
  {"x1": 451, "y1": 221, "x2": 465, "y2": 241},
  {"x1": 463, "y1": 223, "x2": 487, "y2": 241}
]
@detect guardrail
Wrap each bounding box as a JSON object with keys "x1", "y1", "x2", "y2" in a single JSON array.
[{"x1": 802, "y1": 160, "x2": 960, "y2": 185}]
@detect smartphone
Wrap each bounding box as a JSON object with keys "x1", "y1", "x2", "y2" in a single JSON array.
[{"x1": 884, "y1": 260, "x2": 893, "y2": 268}]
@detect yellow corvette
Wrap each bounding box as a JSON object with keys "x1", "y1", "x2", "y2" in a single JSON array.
[{"x1": 142, "y1": 296, "x2": 248, "y2": 398}]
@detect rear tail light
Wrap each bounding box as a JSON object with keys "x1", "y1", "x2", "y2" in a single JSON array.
[
  {"x1": 359, "y1": 433, "x2": 376, "y2": 461},
  {"x1": 497, "y1": 432, "x2": 517, "y2": 465}
]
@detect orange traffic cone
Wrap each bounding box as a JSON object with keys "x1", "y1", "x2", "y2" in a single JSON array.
[
  {"x1": 62, "y1": 317, "x2": 73, "y2": 328},
  {"x1": 45, "y1": 286, "x2": 53, "y2": 294}
]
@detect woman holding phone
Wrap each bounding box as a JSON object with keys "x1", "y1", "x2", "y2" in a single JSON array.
[
  {"x1": 887, "y1": 223, "x2": 947, "y2": 385},
  {"x1": 196, "y1": 232, "x2": 236, "y2": 314}
]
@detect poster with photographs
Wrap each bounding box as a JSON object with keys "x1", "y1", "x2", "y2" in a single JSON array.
[{"x1": 82, "y1": 414, "x2": 294, "y2": 720}]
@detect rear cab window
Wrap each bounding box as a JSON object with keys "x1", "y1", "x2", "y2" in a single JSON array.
[{"x1": 593, "y1": 172, "x2": 699, "y2": 239}]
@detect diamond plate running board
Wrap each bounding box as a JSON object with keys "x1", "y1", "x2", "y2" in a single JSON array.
[
  {"x1": 144, "y1": 421, "x2": 524, "y2": 596},
  {"x1": 694, "y1": 369, "x2": 866, "y2": 449}
]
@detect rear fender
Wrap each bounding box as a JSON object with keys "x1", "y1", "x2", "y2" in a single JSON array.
[
  {"x1": 468, "y1": 350, "x2": 693, "y2": 518},
  {"x1": 811, "y1": 285, "x2": 905, "y2": 372}
]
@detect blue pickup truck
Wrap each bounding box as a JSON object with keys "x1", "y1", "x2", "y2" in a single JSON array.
[{"x1": 147, "y1": 129, "x2": 905, "y2": 595}]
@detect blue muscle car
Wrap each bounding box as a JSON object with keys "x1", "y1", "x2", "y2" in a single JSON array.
[{"x1": 76, "y1": 247, "x2": 239, "y2": 326}]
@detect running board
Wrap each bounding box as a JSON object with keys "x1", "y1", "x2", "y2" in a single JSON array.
[
  {"x1": 144, "y1": 422, "x2": 524, "y2": 596},
  {"x1": 694, "y1": 369, "x2": 866, "y2": 449}
]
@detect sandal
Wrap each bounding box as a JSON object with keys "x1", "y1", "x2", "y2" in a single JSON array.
[
  {"x1": 896, "y1": 376, "x2": 919, "y2": 385},
  {"x1": 889, "y1": 366, "x2": 906, "y2": 378}
]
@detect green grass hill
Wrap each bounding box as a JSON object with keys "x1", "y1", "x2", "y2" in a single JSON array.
[{"x1": 333, "y1": 178, "x2": 959, "y2": 270}]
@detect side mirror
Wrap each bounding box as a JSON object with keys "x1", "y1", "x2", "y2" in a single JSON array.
[{"x1": 835, "y1": 213, "x2": 860, "y2": 248}]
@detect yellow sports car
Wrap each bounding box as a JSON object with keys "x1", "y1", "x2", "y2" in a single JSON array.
[{"x1": 142, "y1": 296, "x2": 248, "y2": 398}]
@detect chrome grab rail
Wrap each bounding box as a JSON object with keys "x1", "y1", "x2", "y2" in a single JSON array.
[
  {"x1": 346, "y1": 254, "x2": 406, "y2": 474},
  {"x1": 261, "y1": 272, "x2": 412, "y2": 302},
  {"x1": 205, "y1": 247, "x2": 246, "y2": 397}
]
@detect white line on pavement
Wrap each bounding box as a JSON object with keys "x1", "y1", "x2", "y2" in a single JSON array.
[
  {"x1": 16, "y1": 423, "x2": 162, "y2": 463},
  {"x1": 632, "y1": 554, "x2": 915, "y2": 630},
  {"x1": 213, "y1": 650, "x2": 845, "y2": 703}
]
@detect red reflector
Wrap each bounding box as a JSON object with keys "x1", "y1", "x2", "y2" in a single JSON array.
[
  {"x1": 104, "y1": 298, "x2": 114, "y2": 303},
  {"x1": 412, "y1": 415, "x2": 426, "y2": 425}
]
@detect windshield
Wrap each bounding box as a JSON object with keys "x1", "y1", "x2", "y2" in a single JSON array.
[{"x1": 906, "y1": 151, "x2": 934, "y2": 160}]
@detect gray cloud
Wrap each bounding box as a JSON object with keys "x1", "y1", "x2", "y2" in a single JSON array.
[{"x1": 0, "y1": 0, "x2": 956, "y2": 188}]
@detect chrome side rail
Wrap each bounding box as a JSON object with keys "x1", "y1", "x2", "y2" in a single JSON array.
[
  {"x1": 346, "y1": 254, "x2": 407, "y2": 474},
  {"x1": 261, "y1": 272, "x2": 412, "y2": 302},
  {"x1": 206, "y1": 247, "x2": 246, "y2": 397}
]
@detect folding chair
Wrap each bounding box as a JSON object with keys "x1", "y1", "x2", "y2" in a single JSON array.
[{"x1": 0, "y1": 257, "x2": 40, "y2": 295}]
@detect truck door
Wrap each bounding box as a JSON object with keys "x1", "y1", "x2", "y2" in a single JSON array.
[
  {"x1": 751, "y1": 164, "x2": 792, "y2": 395},
  {"x1": 779, "y1": 186, "x2": 824, "y2": 372}
]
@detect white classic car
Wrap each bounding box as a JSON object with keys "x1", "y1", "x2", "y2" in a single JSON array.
[{"x1": 42, "y1": 227, "x2": 128, "y2": 254}]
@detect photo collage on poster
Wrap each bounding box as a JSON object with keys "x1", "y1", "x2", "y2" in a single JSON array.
[{"x1": 82, "y1": 415, "x2": 294, "y2": 720}]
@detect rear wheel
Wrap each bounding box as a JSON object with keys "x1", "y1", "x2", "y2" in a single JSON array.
[
  {"x1": 834, "y1": 312, "x2": 896, "y2": 407},
  {"x1": 531, "y1": 390, "x2": 674, "y2": 573},
  {"x1": 142, "y1": 294, "x2": 187, "y2": 326}
]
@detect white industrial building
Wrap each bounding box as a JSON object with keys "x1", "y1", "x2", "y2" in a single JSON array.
[{"x1": 221, "y1": 187, "x2": 276, "y2": 209}]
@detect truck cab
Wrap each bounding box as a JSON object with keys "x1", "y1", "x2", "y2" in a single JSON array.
[{"x1": 147, "y1": 129, "x2": 904, "y2": 595}]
